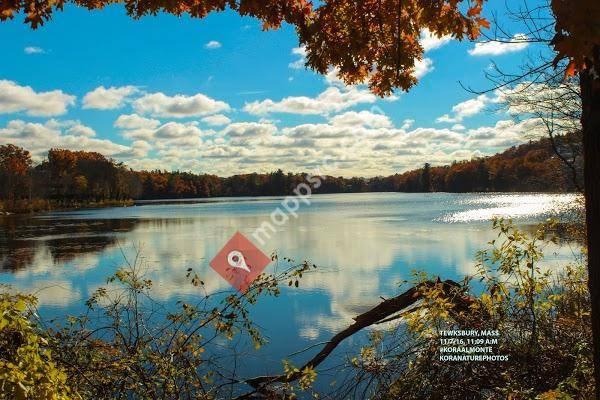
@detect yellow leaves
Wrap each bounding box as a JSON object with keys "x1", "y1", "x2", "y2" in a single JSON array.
[
  {"x1": 0, "y1": 293, "x2": 76, "y2": 400},
  {"x1": 480, "y1": 293, "x2": 493, "y2": 308},
  {"x1": 298, "y1": 366, "x2": 317, "y2": 390},
  {"x1": 283, "y1": 359, "x2": 300, "y2": 379},
  {"x1": 192, "y1": 346, "x2": 205, "y2": 356},
  {"x1": 281, "y1": 361, "x2": 318, "y2": 392},
  {"x1": 536, "y1": 389, "x2": 574, "y2": 400},
  {"x1": 403, "y1": 281, "x2": 461, "y2": 337},
  {"x1": 360, "y1": 346, "x2": 375, "y2": 361}
]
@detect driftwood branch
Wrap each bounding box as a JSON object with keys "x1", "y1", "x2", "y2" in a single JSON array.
[{"x1": 241, "y1": 279, "x2": 473, "y2": 395}]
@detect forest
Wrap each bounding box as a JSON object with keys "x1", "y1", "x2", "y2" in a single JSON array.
[{"x1": 0, "y1": 133, "x2": 581, "y2": 212}]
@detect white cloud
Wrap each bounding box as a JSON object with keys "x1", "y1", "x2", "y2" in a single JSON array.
[
  {"x1": 24, "y1": 46, "x2": 44, "y2": 54},
  {"x1": 0, "y1": 80, "x2": 75, "y2": 117},
  {"x1": 131, "y1": 140, "x2": 152, "y2": 156},
  {"x1": 243, "y1": 86, "x2": 376, "y2": 116},
  {"x1": 496, "y1": 82, "x2": 580, "y2": 116},
  {"x1": 468, "y1": 34, "x2": 529, "y2": 56},
  {"x1": 114, "y1": 114, "x2": 161, "y2": 130},
  {"x1": 411, "y1": 30, "x2": 451, "y2": 81},
  {"x1": 324, "y1": 30, "x2": 446, "y2": 88},
  {"x1": 323, "y1": 68, "x2": 400, "y2": 102},
  {"x1": 82, "y1": 86, "x2": 138, "y2": 110},
  {"x1": 205, "y1": 40, "x2": 222, "y2": 49},
  {"x1": 436, "y1": 94, "x2": 492, "y2": 123},
  {"x1": 110, "y1": 112, "x2": 542, "y2": 177},
  {"x1": 289, "y1": 46, "x2": 307, "y2": 69},
  {"x1": 115, "y1": 118, "x2": 205, "y2": 149},
  {"x1": 324, "y1": 68, "x2": 347, "y2": 87},
  {"x1": 329, "y1": 111, "x2": 392, "y2": 129},
  {"x1": 154, "y1": 121, "x2": 202, "y2": 139},
  {"x1": 493, "y1": 82, "x2": 581, "y2": 134},
  {"x1": 222, "y1": 122, "x2": 277, "y2": 138},
  {"x1": 66, "y1": 124, "x2": 96, "y2": 137},
  {"x1": 201, "y1": 114, "x2": 231, "y2": 126},
  {"x1": 420, "y1": 29, "x2": 452, "y2": 51},
  {"x1": 0, "y1": 120, "x2": 59, "y2": 142},
  {"x1": 281, "y1": 123, "x2": 392, "y2": 140},
  {"x1": 0, "y1": 119, "x2": 134, "y2": 160},
  {"x1": 465, "y1": 118, "x2": 545, "y2": 148},
  {"x1": 401, "y1": 119, "x2": 415, "y2": 130},
  {"x1": 414, "y1": 58, "x2": 434, "y2": 79},
  {"x1": 133, "y1": 92, "x2": 230, "y2": 118},
  {"x1": 0, "y1": 75, "x2": 549, "y2": 178}
]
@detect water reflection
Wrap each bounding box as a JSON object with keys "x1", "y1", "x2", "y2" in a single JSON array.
[
  {"x1": 0, "y1": 193, "x2": 583, "y2": 342},
  {"x1": 0, "y1": 217, "x2": 139, "y2": 271}
]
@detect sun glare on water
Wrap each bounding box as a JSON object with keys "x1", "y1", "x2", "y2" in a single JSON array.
[{"x1": 439, "y1": 193, "x2": 583, "y2": 223}]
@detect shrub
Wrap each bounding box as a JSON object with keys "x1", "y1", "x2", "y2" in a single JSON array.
[
  {"x1": 0, "y1": 292, "x2": 76, "y2": 399},
  {"x1": 343, "y1": 219, "x2": 594, "y2": 399}
]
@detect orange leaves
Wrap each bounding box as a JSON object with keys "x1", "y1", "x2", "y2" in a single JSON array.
[
  {"x1": 551, "y1": 0, "x2": 600, "y2": 77},
  {"x1": 0, "y1": 144, "x2": 32, "y2": 178},
  {"x1": 564, "y1": 60, "x2": 577, "y2": 79},
  {"x1": 2, "y1": 0, "x2": 491, "y2": 96},
  {"x1": 465, "y1": 0, "x2": 488, "y2": 36},
  {"x1": 299, "y1": 0, "x2": 489, "y2": 96},
  {"x1": 1, "y1": 0, "x2": 313, "y2": 29},
  {"x1": 478, "y1": 18, "x2": 490, "y2": 29},
  {"x1": 0, "y1": 0, "x2": 19, "y2": 22},
  {"x1": 467, "y1": 5, "x2": 482, "y2": 17},
  {"x1": 236, "y1": 0, "x2": 313, "y2": 30}
]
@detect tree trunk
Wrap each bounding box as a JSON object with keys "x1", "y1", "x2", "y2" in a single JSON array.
[{"x1": 580, "y1": 59, "x2": 600, "y2": 399}]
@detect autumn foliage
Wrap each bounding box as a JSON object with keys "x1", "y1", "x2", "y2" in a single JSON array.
[
  {"x1": 391, "y1": 135, "x2": 581, "y2": 193},
  {"x1": 0, "y1": 136, "x2": 580, "y2": 213},
  {"x1": 0, "y1": 0, "x2": 489, "y2": 95},
  {"x1": 300, "y1": 0, "x2": 488, "y2": 95},
  {"x1": 550, "y1": 0, "x2": 600, "y2": 77},
  {"x1": 0, "y1": 0, "x2": 313, "y2": 29},
  {"x1": 0, "y1": 144, "x2": 32, "y2": 204}
]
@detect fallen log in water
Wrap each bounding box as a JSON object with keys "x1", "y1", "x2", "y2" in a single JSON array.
[{"x1": 238, "y1": 279, "x2": 474, "y2": 398}]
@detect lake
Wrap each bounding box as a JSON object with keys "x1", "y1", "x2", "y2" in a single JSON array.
[{"x1": 0, "y1": 192, "x2": 583, "y2": 390}]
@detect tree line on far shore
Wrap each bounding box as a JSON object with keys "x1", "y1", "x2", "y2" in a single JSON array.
[{"x1": 0, "y1": 133, "x2": 581, "y2": 211}]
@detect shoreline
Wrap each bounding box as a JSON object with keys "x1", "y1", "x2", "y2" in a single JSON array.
[
  {"x1": 0, "y1": 199, "x2": 135, "y2": 216},
  {"x1": 0, "y1": 191, "x2": 580, "y2": 216}
]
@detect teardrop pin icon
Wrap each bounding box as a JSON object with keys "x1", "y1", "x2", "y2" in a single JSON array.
[{"x1": 227, "y1": 250, "x2": 251, "y2": 273}]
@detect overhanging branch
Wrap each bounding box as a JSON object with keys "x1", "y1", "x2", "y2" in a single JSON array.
[{"x1": 239, "y1": 279, "x2": 474, "y2": 397}]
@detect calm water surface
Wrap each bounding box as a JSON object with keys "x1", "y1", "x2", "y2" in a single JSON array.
[{"x1": 0, "y1": 192, "x2": 583, "y2": 385}]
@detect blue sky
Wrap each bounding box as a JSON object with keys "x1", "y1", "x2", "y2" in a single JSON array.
[{"x1": 0, "y1": 3, "x2": 549, "y2": 176}]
